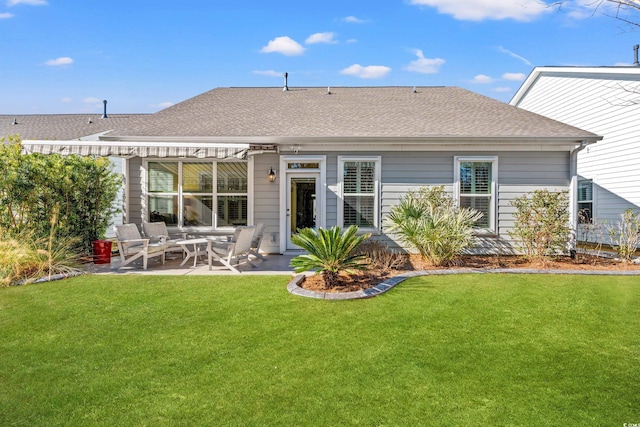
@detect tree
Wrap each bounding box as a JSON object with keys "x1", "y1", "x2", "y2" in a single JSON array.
[{"x1": 554, "y1": 1, "x2": 640, "y2": 28}]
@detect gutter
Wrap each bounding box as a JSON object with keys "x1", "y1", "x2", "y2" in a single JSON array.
[{"x1": 569, "y1": 139, "x2": 592, "y2": 251}]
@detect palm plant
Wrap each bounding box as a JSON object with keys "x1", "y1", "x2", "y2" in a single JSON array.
[
  {"x1": 290, "y1": 225, "x2": 371, "y2": 289},
  {"x1": 386, "y1": 186, "x2": 482, "y2": 266}
]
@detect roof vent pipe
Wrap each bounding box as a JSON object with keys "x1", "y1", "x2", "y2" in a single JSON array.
[
  {"x1": 101, "y1": 100, "x2": 108, "y2": 119},
  {"x1": 634, "y1": 44, "x2": 639, "y2": 66},
  {"x1": 283, "y1": 72, "x2": 289, "y2": 91}
]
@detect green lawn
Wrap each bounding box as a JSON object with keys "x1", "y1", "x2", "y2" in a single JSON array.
[{"x1": 1, "y1": 274, "x2": 638, "y2": 426}]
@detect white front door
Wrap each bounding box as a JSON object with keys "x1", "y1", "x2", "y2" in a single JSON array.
[{"x1": 286, "y1": 173, "x2": 320, "y2": 250}]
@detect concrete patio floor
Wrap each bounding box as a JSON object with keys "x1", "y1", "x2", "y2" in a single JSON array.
[{"x1": 87, "y1": 253, "x2": 297, "y2": 276}]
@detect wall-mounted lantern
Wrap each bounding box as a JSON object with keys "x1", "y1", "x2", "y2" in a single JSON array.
[{"x1": 268, "y1": 168, "x2": 277, "y2": 183}]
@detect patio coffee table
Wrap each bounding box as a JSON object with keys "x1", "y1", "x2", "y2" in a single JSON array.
[{"x1": 175, "y1": 238, "x2": 209, "y2": 267}]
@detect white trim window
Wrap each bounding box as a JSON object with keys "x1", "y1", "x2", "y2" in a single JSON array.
[
  {"x1": 338, "y1": 156, "x2": 381, "y2": 230},
  {"x1": 146, "y1": 160, "x2": 249, "y2": 229},
  {"x1": 454, "y1": 156, "x2": 498, "y2": 231},
  {"x1": 577, "y1": 179, "x2": 593, "y2": 223}
]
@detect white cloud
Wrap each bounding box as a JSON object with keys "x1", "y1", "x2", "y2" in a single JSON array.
[
  {"x1": 502, "y1": 72, "x2": 526, "y2": 81},
  {"x1": 340, "y1": 64, "x2": 391, "y2": 79},
  {"x1": 343, "y1": 16, "x2": 368, "y2": 23},
  {"x1": 497, "y1": 46, "x2": 532, "y2": 66},
  {"x1": 408, "y1": 0, "x2": 548, "y2": 21},
  {"x1": 260, "y1": 36, "x2": 305, "y2": 56},
  {"x1": 8, "y1": 0, "x2": 47, "y2": 5},
  {"x1": 253, "y1": 70, "x2": 282, "y2": 77},
  {"x1": 346, "y1": 38, "x2": 358, "y2": 44},
  {"x1": 494, "y1": 87, "x2": 512, "y2": 93},
  {"x1": 83, "y1": 97, "x2": 101, "y2": 104},
  {"x1": 472, "y1": 74, "x2": 494, "y2": 84},
  {"x1": 60, "y1": 97, "x2": 72, "y2": 103},
  {"x1": 153, "y1": 102, "x2": 174, "y2": 109},
  {"x1": 305, "y1": 32, "x2": 338, "y2": 45},
  {"x1": 0, "y1": 12, "x2": 13, "y2": 18},
  {"x1": 45, "y1": 56, "x2": 73, "y2": 66},
  {"x1": 404, "y1": 49, "x2": 445, "y2": 74}
]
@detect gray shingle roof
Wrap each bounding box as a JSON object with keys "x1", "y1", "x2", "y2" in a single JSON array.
[
  {"x1": 0, "y1": 114, "x2": 148, "y2": 141},
  {"x1": 108, "y1": 86, "x2": 598, "y2": 140}
]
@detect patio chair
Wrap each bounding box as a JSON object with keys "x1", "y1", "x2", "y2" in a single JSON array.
[
  {"x1": 115, "y1": 224, "x2": 167, "y2": 270},
  {"x1": 248, "y1": 223, "x2": 267, "y2": 262},
  {"x1": 142, "y1": 221, "x2": 184, "y2": 258},
  {"x1": 207, "y1": 225, "x2": 256, "y2": 273}
]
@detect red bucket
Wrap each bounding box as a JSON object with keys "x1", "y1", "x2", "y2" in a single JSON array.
[{"x1": 92, "y1": 240, "x2": 112, "y2": 264}]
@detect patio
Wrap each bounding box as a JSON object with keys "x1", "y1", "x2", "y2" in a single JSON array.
[{"x1": 88, "y1": 253, "x2": 297, "y2": 276}]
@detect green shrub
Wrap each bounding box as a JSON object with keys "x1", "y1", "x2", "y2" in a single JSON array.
[
  {"x1": 386, "y1": 186, "x2": 482, "y2": 266},
  {"x1": 289, "y1": 225, "x2": 371, "y2": 289},
  {"x1": 0, "y1": 136, "x2": 121, "y2": 255},
  {"x1": 509, "y1": 189, "x2": 570, "y2": 261},
  {"x1": 607, "y1": 209, "x2": 640, "y2": 262}
]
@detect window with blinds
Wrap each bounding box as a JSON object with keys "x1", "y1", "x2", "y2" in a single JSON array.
[
  {"x1": 577, "y1": 180, "x2": 593, "y2": 223},
  {"x1": 458, "y1": 160, "x2": 495, "y2": 229},
  {"x1": 339, "y1": 158, "x2": 379, "y2": 228}
]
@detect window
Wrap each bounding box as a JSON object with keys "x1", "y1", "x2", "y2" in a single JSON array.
[
  {"x1": 577, "y1": 180, "x2": 593, "y2": 223},
  {"x1": 146, "y1": 160, "x2": 248, "y2": 228},
  {"x1": 338, "y1": 157, "x2": 380, "y2": 229},
  {"x1": 455, "y1": 157, "x2": 497, "y2": 231}
]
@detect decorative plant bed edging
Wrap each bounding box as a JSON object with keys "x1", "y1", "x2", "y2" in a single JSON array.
[
  {"x1": 287, "y1": 269, "x2": 640, "y2": 300},
  {"x1": 17, "y1": 271, "x2": 85, "y2": 286}
]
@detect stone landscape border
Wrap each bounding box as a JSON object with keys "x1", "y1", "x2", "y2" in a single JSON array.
[{"x1": 287, "y1": 269, "x2": 640, "y2": 300}]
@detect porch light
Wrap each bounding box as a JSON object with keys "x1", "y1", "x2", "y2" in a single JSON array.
[{"x1": 268, "y1": 167, "x2": 277, "y2": 183}]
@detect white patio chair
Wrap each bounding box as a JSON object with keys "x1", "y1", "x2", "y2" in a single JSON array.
[
  {"x1": 207, "y1": 226, "x2": 256, "y2": 273},
  {"x1": 248, "y1": 223, "x2": 267, "y2": 261},
  {"x1": 115, "y1": 224, "x2": 167, "y2": 270},
  {"x1": 142, "y1": 221, "x2": 184, "y2": 257}
]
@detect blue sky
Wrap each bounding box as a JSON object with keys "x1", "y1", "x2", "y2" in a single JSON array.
[{"x1": 1, "y1": 0, "x2": 639, "y2": 114}]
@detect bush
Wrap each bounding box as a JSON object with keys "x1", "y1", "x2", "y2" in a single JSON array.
[
  {"x1": 355, "y1": 240, "x2": 407, "y2": 273},
  {"x1": 0, "y1": 136, "x2": 121, "y2": 255},
  {"x1": 509, "y1": 189, "x2": 570, "y2": 261},
  {"x1": 289, "y1": 225, "x2": 371, "y2": 289},
  {"x1": 607, "y1": 209, "x2": 640, "y2": 262},
  {"x1": 575, "y1": 208, "x2": 606, "y2": 263},
  {"x1": 386, "y1": 186, "x2": 482, "y2": 266}
]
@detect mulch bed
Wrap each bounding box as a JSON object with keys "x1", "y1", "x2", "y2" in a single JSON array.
[{"x1": 299, "y1": 253, "x2": 640, "y2": 293}]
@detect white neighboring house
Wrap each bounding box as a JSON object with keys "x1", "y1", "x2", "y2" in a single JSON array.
[{"x1": 511, "y1": 66, "x2": 640, "y2": 243}]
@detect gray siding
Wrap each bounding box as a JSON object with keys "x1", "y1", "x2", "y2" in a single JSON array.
[
  {"x1": 105, "y1": 156, "x2": 124, "y2": 238},
  {"x1": 125, "y1": 149, "x2": 571, "y2": 255},
  {"x1": 252, "y1": 153, "x2": 280, "y2": 254},
  {"x1": 320, "y1": 150, "x2": 569, "y2": 255},
  {"x1": 128, "y1": 157, "x2": 144, "y2": 228},
  {"x1": 375, "y1": 151, "x2": 570, "y2": 254}
]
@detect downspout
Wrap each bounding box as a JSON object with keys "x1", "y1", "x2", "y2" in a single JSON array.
[
  {"x1": 569, "y1": 140, "x2": 589, "y2": 254},
  {"x1": 122, "y1": 157, "x2": 129, "y2": 224}
]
